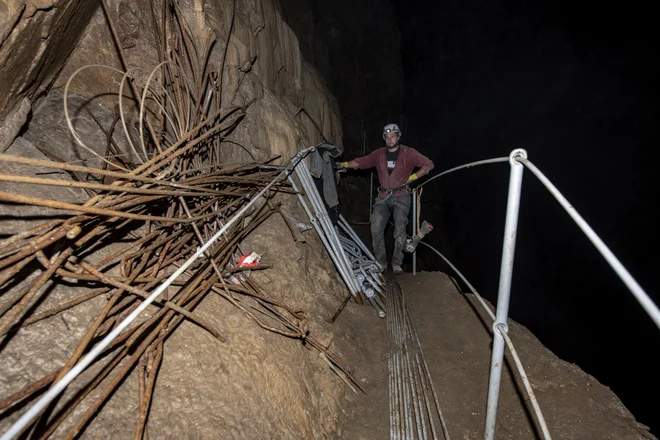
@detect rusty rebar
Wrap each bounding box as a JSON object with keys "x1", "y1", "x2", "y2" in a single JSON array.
[
  {"x1": 80, "y1": 262, "x2": 225, "y2": 342},
  {"x1": 0, "y1": 4, "x2": 363, "y2": 437}
]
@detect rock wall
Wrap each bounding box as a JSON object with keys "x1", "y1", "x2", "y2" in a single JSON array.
[
  {"x1": 280, "y1": 0, "x2": 404, "y2": 158},
  {"x1": 0, "y1": 1, "x2": 360, "y2": 438}
]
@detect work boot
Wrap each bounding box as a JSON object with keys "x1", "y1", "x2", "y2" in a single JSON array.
[{"x1": 392, "y1": 265, "x2": 403, "y2": 274}]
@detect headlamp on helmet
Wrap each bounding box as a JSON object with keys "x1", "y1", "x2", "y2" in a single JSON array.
[{"x1": 383, "y1": 123, "x2": 401, "y2": 140}]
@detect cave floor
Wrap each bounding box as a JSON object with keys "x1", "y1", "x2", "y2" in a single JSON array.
[{"x1": 337, "y1": 271, "x2": 654, "y2": 440}]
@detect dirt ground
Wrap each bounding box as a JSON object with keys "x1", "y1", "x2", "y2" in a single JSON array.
[{"x1": 337, "y1": 271, "x2": 655, "y2": 440}]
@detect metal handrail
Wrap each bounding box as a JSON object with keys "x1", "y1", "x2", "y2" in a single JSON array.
[
  {"x1": 417, "y1": 157, "x2": 509, "y2": 189},
  {"x1": 517, "y1": 157, "x2": 660, "y2": 329},
  {"x1": 417, "y1": 241, "x2": 551, "y2": 439},
  {"x1": 411, "y1": 149, "x2": 659, "y2": 440}
]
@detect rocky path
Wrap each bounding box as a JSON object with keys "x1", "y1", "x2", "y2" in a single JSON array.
[{"x1": 338, "y1": 271, "x2": 654, "y2": 440}]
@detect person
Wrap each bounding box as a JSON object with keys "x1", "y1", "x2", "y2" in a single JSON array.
[{"x1": 338, "y1": 123, "x2": 434, "y2": 273}]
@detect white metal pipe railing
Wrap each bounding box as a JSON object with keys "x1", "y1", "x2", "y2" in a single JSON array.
[
  {"x1": 496, "y1": 323, "x2": 552, "y2": 440},
  {"x1": 518, "y1": 157, "x2": 660, "y2": 330},
  {"x1": 416, "y1": 241, "x2": 551, "y2": 440},
  {"x1": 418, "y1": 157, "x2": 509, "y2": 189},
  {"x1": 413, "y1": 153, "x2": 659, "y2": 331},
  {"x1": 0, "y1": 146, "x2": 316, "y2": 440},
  {"x1": 418, "y1": 241, "x2": 495, "y2": 321},
  {"x1": 413, "y1": 156, "x2": 509, "y2": 278},
  {"x1": 412, "y1": 189, "x2": 418, "y2": 275},
  {"x1": 485, "y1": 148, "x2": 527, "y2": 440},
  {"x1": 370, "y1": 172, "x2": 374, "y2": 217},
  {"x1": 409, "y1": 148, "x2": 658, "y2": 440}
]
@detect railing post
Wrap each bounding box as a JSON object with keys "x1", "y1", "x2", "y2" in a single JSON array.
[
  {"x1": 369, "y1": 172, "x2": 374, "y2": 217},
  {"x1": 412, "y1": 188, "x2": 417, "y2": 276},
  {"x1": 484, "y1": 148, "x2": 527, "y2": 440}
]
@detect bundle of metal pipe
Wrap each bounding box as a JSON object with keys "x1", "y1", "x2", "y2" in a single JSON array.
[
  {"x1": 289, "y1": 160, "x2": 386, "y2": 318},
  {"x1": 385, "y1": 271, "x2": 451, "y2": 440},
  {"x1": 337, "y1": 216, "x2": 386, "y2": 317}
]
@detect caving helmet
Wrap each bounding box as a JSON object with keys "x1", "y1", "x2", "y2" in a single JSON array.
[{"x1": 383, "y1": 123, "x2": 401, "y2": 141}]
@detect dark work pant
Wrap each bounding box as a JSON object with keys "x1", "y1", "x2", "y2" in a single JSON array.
[{"x1": 370, "y1": 194, "x2": 411, "y2": 268}]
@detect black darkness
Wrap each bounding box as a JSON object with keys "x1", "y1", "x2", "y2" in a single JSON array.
[{"x1": 282, "y1": 0, "x2": 659, "y2": 434}]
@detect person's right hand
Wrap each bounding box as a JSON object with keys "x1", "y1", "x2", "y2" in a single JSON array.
[{"x1": 337, "y1": 162, "x2": 349, "y2": 169}]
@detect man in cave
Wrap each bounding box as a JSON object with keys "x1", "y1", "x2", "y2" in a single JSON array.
[{"x1": 338, "y1": 123, "x2": 434, "y2": 274}]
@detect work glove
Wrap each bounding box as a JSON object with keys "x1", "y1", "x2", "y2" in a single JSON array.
[
  {"x1": 337, "y1": 162, "x2": 349, "y2": 169},
  {"x1": 407, "y1": 173, "x2": 418, "y2": 183}
]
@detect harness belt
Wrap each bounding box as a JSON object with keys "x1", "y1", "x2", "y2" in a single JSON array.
[{"x1": 376, "y1": 183, "x2": 411, "y2": 202}]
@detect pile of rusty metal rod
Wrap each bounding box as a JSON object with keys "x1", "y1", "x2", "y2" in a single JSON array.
[
  {"x1": 385, "y1": 271, "x2": 451, "y2": 440},
  {"x1": 0, "y1": 149, "x2": 360, "y2": 438},
  {"x1": 0, "y1": 1, "x2": 363, "y2": 438}
]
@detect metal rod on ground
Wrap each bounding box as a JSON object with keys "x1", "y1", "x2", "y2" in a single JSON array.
[
  {"x1": 414, "y1": 351, "x2": 439, "y2": 440},
  {"x1": 391, "y1": 285, "x2": 406, "y2": 438},
  {"x1": 325, "y1": 292, "x2": 353, "y2": 323},
  {"x1": 386, "y1": 273, "x2": 399, "y2": 439},
  {"x1": 405, "y1": 305, "x2": 450, "y2": 439},
  {"x1": 403, "y1": 326, "x2": 426, "y2": 440},
  {"x1": 399, "y1": 289, "x2": 414, "y2": 438},
  {"x1": 395, "y1": 280, "x2": 407, "y2": 439},
  {"x1": 484, "y1": 149, "x2": 527, "y2": 440},
  {"x1": 388, "y1": 282, "x2": 402, "y2": 440},
  {"x1": 401, "y1": 288, "x2": 431, "y2": 440},
  {"x1": 388, "y1": 271, "x2": 417, "y2": 439},
  {"x1": 388, "y1": 357, "x2": 397, "y2": 440}
]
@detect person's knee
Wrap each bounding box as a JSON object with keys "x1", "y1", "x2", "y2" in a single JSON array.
[
  {"x1": 370, "y1": 214, "x2": 387, "y2": 235},
  {"x1": 371, "y1": 221, "x2": 385, "y2": 236}
]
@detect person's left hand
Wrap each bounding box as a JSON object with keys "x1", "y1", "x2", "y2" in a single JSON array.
[{"x1": 407, "y1": 173, "x2": 418, "y2": 183}]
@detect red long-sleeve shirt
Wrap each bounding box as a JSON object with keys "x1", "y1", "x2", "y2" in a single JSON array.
[{"x1": 354, "y1": 145, "x2": 434, "y2": 191}]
